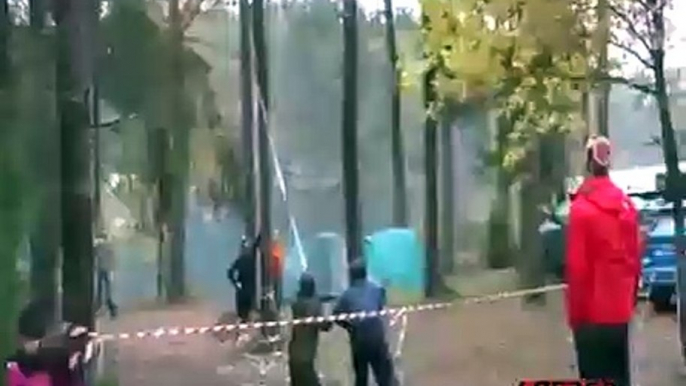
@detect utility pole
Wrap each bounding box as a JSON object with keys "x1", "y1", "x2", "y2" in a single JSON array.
[
  {"x1": 252, "y1": 0, "x2": 274, "y2": 317},
  {"x1": 240, "y1": 0, "x2": 256, "y2": 240},
  {"x1": 342, "y1": 0, "x2": 362, "y2": 264}
]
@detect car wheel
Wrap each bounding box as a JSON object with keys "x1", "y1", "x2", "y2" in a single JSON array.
[{"x1": 649, "y1": 288, "x2": 675, "y2": 313}]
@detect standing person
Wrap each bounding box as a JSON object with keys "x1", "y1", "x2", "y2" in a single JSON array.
[
  {"x1": 208, "y1": 178, "x2": 221, "y2": 220},
  {"x1": 333, "y1": 260, "x2": 396, "y2": 386},
  {"x1": 95, "y1": 234, "x2": 118, "y2": 319},
  {"x1": 228, "y1": 234, "x2": 261, "y2": 323},
  {"x1": 270, "y1": 231, "x2": 285, "y2": 309},
  {"x1": 288, "y1": 273, "x2": 331, "y2": 386},
  {"x1": 565, "y1": 135, "x2": 641, "y2": 386}
]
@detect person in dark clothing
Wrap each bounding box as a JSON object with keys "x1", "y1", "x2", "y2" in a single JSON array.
[
  {"x1": 566, "y1": 136, "x2": 640, "y2": 386},
  {"x1": 288, "y1": 273, "x2": 331, "y2": 386},
  {"x1": 95, "y1": 234, "x2": 118, "y2": 319},
  {"x1": 228, "y1": 234, "x2": 261, "y2": 322},
  {"x1": 7, "y1": 299, "x2": 89, "y2": 386},
  {"x1": 333, "y1": 260, "x2": 396, "y2": 386}
]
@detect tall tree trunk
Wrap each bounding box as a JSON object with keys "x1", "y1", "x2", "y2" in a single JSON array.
[
  {"x1": 90, "y1": 0, "x2": 102, "y2": 233},
  {"x1": 55, "y1": 0, "x2": 96, "y2": 328},
  {"x1": 519, "y1": 141, "x2": 547, "y2": 305},
  {"x1": 382, "y1": 0, "x2": 407, "y2": 227},
  {"x1": 0, "y1": 0, "x2": 23, "y2": 372},
  {"x1": 649, "y1": 0, "x2": 686, "y2": 361},
  {"x1": 342, "y1": 0, "x2": 361, "y2": 265},
  {"x1": 240, "y1": 0, "x2": 256, "y2": 240},
  {"x1": 487, "y1": 114, "x2": 512, "y2": 269},
  {"x1": 423, "y1": 65, "x2": 439, "y2": 297},
  {"x1": 440, "y1": 114, "x2": 455, "y2": 274},
  {"x1": 166, "y1": 0, "x2": 188, "y2": 302},
  {"x1": 595, "y1": 0, "x2": 610, "y2": 137},
  {"x1": 92, "y1": 87, "x2": 102, "y2": 233},
  {"x1": 253, "y1": 0, "x2": 273, "y2": 314},
  {"x1": 27, "y1": 0, "x2": 59, "y2": 316},
  {"x1": 153, "y1": 127, "x2": 170, "y2": 300},
  {"x1": 0, "y1": 0, "x2": 8, "y2": 84},
  {"x1": 29, "y1": 0, "x2": 45, "y2": 28}
]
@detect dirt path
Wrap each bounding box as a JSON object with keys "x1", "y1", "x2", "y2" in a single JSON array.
[
  {"x1": 402, "y1": 293, "x2": 683, "y2": 386},
  {"x1": 99, "y1": 294, "x2": 684, "y2": 386}
]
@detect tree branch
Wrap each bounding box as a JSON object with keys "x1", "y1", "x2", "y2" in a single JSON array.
[
  {"x1": 603, "y1": 76, "x2": 657, "y2": 95},
  {"x1": 608, "y1": 36, "x2": 655, "y2": 70},
  {"x1": 567, "y1": 73, "x2": 657, "y2": 95},
  {"x1": 606, "y1": 1, "x2": 653, "y2": 53}
]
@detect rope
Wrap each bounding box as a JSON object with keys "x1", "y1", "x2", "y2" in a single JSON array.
[
  {"x1": 88, "y1": 283, "x2": 566, "y2": 342},
  {"x1": 249, "y1": 28, "x2": 308, "y2": 271}
]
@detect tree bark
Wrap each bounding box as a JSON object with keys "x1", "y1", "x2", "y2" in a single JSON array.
[
  {"x1": 487, "y1": 114, "x2": 512, "y2": 269},
  {"x1": 27, "y1": 0, "x2": 59, "y2": 315},
  {"x1": 440, "y1": 115, "x2": 455, "y2": 274},
  {"x1": 0, "y1": 0, "x2": 22, "y2": 371},
  {"x1": 55, "y1": 0, "x2": 96, "y2": 328},
  {"x1": 383, "y1": 0, "x2": 407, "y2": 227},
  {"x1": 342, "y1": 0, "x2": 361, "y2": 265},
  {"x1": 595, "y1": 0, "x2": 610, "y2": 137},
  {"x1": 519, "y1": 141, "x2": 547, "y2": 305},
  {"x1": 239, "y1": 0, "x2": 256, "y2": 240},
  {"x1": 29, "y1": 0, "x2": 45, "y2": 28},
  {"x1": 0, "y1": 0, "x2": 8, "y2": 84},
  {"x1": 253, "y1": 0, "x2": 273, "y2": 314},
  {"x1": 649, "y1": 0, "x2": 686, "y2": 361},
  {"x1": 165, "y1": 0, "x2": 188, "y2": 302},
  {"x1": 423, "y1": 65, "x2": 439, "y2": 297},
  {"x1": 152, "y1": 127, "x2": 169, "y2": 300}
]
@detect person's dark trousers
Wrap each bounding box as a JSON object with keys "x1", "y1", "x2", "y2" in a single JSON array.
[
  {"x1": 96, "y1": 270, "x2": 118, "y2": 318},
  {"x1": 275, "y1": 280, "x2": 283, "y2": 309},
  {"x1": 288, "y1": 359, "x2": 320, "y2": 386},
  {"x1": 574, "y1": 323, "x2": 630, "y2": 386},
  {"x1": 351, "y1": 340, "x2": 396, "y2": 386},
  {"x1": 236, "y1": 289, "x2": 253, "y2": 322}
]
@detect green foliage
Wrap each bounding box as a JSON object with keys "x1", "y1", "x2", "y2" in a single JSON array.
[
  {"x1": 99, "y1": 1, "x2": 242, "y2": 201},
  {"x1": 272, "y1": 0, "x2": 424, "y2": 170},
  {"x1": 420, "y1": 0, "x2": 588, "y2": 174}
]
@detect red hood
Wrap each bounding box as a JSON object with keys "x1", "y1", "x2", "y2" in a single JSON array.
[{"x1": 575, "y1": 176, "x2": 628, "y2": 215}]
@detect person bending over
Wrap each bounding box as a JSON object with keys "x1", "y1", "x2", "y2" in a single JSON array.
[{"x1": 333, "y1": 260, "x2": 396, "y2": 386}]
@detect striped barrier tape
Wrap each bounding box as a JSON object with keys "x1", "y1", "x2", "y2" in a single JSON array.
[{"x1": 87, "y1": 283, "x2": 566, "y2": 342}]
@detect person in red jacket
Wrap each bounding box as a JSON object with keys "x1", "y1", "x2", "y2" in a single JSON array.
[{"x1": 565, "y1": 135, "x2": 641, "y2": 386}]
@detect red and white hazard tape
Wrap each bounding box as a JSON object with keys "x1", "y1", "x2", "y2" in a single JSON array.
[{"x1": 87, "y1": 283, "x2": 566, "y2": 342}]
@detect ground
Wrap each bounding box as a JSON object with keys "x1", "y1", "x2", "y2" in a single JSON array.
[{"x1": 97, "y1": 290, "x2": 684, "y2": 386}]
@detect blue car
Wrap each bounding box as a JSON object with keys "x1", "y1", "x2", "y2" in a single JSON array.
[
  {"x1": 641, "y1": 202, "x2": 679, "y2": 310},
  {"x1": 540, "y1": 193, "x2": 651, "y2": 280}
]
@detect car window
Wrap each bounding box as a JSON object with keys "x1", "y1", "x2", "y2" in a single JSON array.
[{"x1": 650, "y1": 216, "x2": 683, "y2": 237}]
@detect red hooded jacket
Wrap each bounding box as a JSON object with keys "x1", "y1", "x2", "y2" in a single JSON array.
[{"x1": 564, "y1": 176, "x2": 641, "y2": 328}]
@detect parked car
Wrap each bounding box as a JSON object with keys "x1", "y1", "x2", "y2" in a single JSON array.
[
  {"x1": 641, "y1": 201, "x2": 679, "y2": 311},
  {"x1": 541, "y1": 166, "x2": 660, "y2": 278},
  {"x1": 539, "y1": 193, "x2": 651, "y2": 281}
]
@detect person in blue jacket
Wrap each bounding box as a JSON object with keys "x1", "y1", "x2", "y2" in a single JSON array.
[{"x1": 333, "y1": 259, "x2": 396, "y2": 386}]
